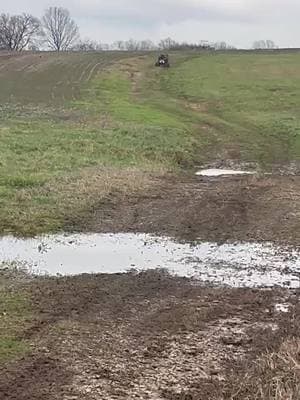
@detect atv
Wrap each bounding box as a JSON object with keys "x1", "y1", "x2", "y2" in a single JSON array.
[{"x1": 155, "y1": 54, "x2": 170, "y2": 68}]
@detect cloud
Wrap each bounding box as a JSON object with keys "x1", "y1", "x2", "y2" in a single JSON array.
[
  {"x1": 65, "y1": 0, "x2": 257, "y2": 24},
  {"x1": 3, "y1": 0, "x2": 300, "y2": 47},
  {"x1": 67, "y1": 0, "x2": 300, "y2": 24}
]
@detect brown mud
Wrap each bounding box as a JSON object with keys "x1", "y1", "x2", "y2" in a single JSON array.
[
  {"x1": 78, "y1": 173, "x2": 300, "y2": 246},
  {"x1": 0, "y1": 271, "x2": 299, "y2": 400},
  {"x1": 1, "y1": 171, "x2": 299, "y2": 399}
]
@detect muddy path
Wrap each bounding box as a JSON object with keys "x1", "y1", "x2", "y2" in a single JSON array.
[
  {"x1": 1, "y1": 271, "x2": 299, "y2": 400},
  {"x1": 76, "y1": 172, "x2": 300, "y2": 247},
  {"x1": 1, "y1": 53, "x2": 300, "y2": 400},
  {"x1": 1, "y1": 171, "x2": 299, "y2": 399}
]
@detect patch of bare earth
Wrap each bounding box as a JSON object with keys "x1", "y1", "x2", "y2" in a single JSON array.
[
  {"x1": 80, "y1": 173, "x2": 300, "y2": 246},
  {"x1": 0, "y1": 271, "x2": 299, "y2": 399}
]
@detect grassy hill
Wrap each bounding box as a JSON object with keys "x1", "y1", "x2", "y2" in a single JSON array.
[
  {"x1": 0, "y1": 50, "x2": 299, "y2": 235},
  {"x1": 1, "y1": 51, "x2": 300, "y2": 398}
]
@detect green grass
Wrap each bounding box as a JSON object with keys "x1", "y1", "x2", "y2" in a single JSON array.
[
  {"x1": 159, "y1": 52, "x2": 300, "y2": 164},
  {"x1": 78, "y1": 71, "x2": 184, "y2": 127},
  {"x1": 0, "y1": 50, "x2": 299, "y2": 235},
  {"x1": 0, "y1": 287, "x2": 30, "y2": 362}
]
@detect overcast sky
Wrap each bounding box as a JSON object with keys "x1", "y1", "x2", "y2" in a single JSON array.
[{"x1": 3, "y1": 0, "x2": 300, "y2": 48}]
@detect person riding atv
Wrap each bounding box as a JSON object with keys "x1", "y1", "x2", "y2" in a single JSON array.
[{"x1": 155, "y1": 54, "x2": 170, "y2": 68}]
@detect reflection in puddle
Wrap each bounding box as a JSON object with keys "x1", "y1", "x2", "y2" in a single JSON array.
[
  {"x1": 196, "y1": 169, "x2": 255, "y2": 177},
  {"x1": 275, "y1": 303, "x2": 290, "y2": 313},
  {"x1": 0, "y1": 233, "x2": 299, "y2": 288}
]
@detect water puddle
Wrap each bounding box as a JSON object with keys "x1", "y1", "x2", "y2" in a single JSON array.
[
  {"x1": 196, "y1": 169, "x2": 255, "y2": 177},
  {"x1": 275, "y1": 303, "x2": 291, "y2": 313},
  {"x1": 1, "y1": 234, "x2": 299, "y2": 288}
]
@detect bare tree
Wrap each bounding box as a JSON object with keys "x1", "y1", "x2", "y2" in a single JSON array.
[
  {"x1": 113, "y1": 40, "x2": 126, "y2": 51},
  {"x1": 253, "y1": 40, "x2": 266, "y2": 49},
  {"x1": 158, "y1": 37, "x2": 177, "y2": 50},
  {"x1": 73, "y1": 39, "x2": 98, "y2": 51},
  {"x1": 0, "y1": 13, "x2": 40, "y2": 51},
  {"x1": 139, "y1": 40, "x2": 156, "y2": 51},
  {"x1": 253, "y1": 40, "x2": 277, "y2": 50},
  {"x1": 71, "y1": 36, "x2": 214, "y2": 53},
  {"x1": 112, "y1": 40, "x2": 156, "y2": 51},
  {"x1": 266, "y1": 40, "x2": 277, "y2": 49},
  {"x1": 98, "y1": 43, "x2": 110, "y2": 51},
  {"x1": 42, "y1": 7, "x2": 79, "y2": 51},
  {"x1": 213, "y1": 41, "x2": 235, "y2": 50},
  {"x1": 124, "y1": 39, "x2": 140, "y2": 51},
  {"x1": 216, "y1": 41, "x2": 227, "y2": 50}
]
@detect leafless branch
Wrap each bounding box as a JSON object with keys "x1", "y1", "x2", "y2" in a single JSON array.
[
  {"x1": 0, "y1": 13, "x2": 40, "y2": 51},
  {"x1": 42, "y1": 7, "x2": 79, "y2": 51}
]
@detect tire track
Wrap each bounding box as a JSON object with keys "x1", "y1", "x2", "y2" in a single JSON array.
[
  {"x1": 86, "y1": 62, "x2": 103, "y2": 82},
  {"x1": 77, "y1": 62, "x2": 94, "y2": 83}
]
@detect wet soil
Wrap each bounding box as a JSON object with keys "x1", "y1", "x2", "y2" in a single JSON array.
[
  {"x1": 78, "y1": 173, "x2": 300, "y2": 246},
  {"x1": 1, "y1": 270, "x2": 299, "y2": 400},
  {"x1": 1, "y1": 171, "x2": 299, "y2": 399},
  {"x1": 1, "y1": 53, "x2": 300, "y2": 399}
]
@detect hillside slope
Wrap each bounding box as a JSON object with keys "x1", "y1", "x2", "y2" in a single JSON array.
[{"x1": 0, "y1": 50, "x2": 299, "y2": 239}]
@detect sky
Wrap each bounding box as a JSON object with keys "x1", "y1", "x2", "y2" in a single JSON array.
[{"x1": 3, "y1": 0, "x2": 300, "y2": 48}]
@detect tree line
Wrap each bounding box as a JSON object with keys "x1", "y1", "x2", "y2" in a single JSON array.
[
  {"x1": 0, "y1": 6, "x2": 277, "y2": 52},
  {"x1": 252, "y1": 40, "x2": 277, "y2": 50},
  {"x1": 75, "y1": 39, "x2": 223, "y2": 52},
  {"x1": 0, "y1": 7, "x2": 79, "y2": 51}
]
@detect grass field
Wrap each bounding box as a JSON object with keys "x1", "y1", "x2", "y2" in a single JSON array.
[
  {"x1": 1, "y1": 50, "x2": 300, "y2": 399},
  {"x1": 0, "y1": 50, "x2": 300, "y2": 235}
]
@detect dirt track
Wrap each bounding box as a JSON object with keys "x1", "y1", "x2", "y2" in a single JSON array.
[
  {"x1": 1, "y1": 271, "x2": 299, "y2": 400},
  {"x1": 79, "y1": 172, "x2": 300, "y2": 246},
  {"x1": 1, "y1": 171, "x2": 299, "y2": 399},
  {"x1": 1, "y1": 51, "x2": 300, "y2": 399}
]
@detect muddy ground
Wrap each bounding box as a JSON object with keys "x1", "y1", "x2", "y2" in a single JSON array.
[
  {"x1": 1, "y1": 51, "x2": 300, "y2": 399},
  {"x1": 1, "y1": 270, "x2": 299, "y2": 400},
  {"x1": 1, "y1": 170, "x2": 300, "y2": 399},
  {"x1": 78, "y1": 172, "x2": 300, "y2": 246}
]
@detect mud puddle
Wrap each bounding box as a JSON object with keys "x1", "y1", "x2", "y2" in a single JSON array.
[
  {"x1": 1, "y1": 234, "x2": 299, "y2": 288},
  {"x1": 196, "y1": 169, "x2": 255, "y2": 177}
]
